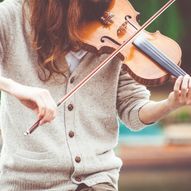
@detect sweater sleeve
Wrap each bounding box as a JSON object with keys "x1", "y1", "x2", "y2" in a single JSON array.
[
  {"x1": 0, "y1": 0, "x2": 21, "y2": 59},
  {"x1": 116, "y1": 66, "x2": 151, "y2": 131},
  {"x1": 0, "y1": 42, "x2": 3, "y2": 69}
]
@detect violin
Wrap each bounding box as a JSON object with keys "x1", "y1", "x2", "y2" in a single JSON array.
[
  {"x1": 78, "y1": 0, "x2": 186, "y2": 86},
  {"x1": 25, "y1": 0, "x2": 187, "y2": 135}
]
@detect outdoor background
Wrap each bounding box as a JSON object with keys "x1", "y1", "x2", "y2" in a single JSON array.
[
  {"x1": 0, "y1": 0, "x2": 191, "y2": 191},
  {"x1": 118, "y1": 1, "x2": 191, "y2": 191}
]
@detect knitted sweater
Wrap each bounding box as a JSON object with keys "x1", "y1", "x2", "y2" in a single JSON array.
[{"x1": 0, "y1": 0, "x2": 150, "y2": 190}]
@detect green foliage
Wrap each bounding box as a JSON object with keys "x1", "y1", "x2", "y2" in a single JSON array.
[
  {"x1": 130, "y1": 0, "x2": 183, "y2": 42},
  {"x1": 176, "y1": 111, "x2": 191, "y2": 122}
]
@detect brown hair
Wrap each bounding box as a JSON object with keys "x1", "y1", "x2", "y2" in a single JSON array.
[{"x1": 23, "y1": 0, "x2": 111, "y2": 81}]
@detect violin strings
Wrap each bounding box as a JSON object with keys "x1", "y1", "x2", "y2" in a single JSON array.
[
  {"x1": 127, "y1": 19, "x2": 186, "y2": 77},
  {"x1": 24, "y1": 0, "x2": 177, "y2": 135},
  {"x1": 137, "y1": 39, "x2": 186, "y2": 77},
  {"x1": 132, "y1": 34, "x2": 186, "y2": 76},
  {"x1": 134, "y1": 35, "x2": 186, "y2": 77},
  {"x1": 145, "y1": 40, "x2": 186, "y2": 75}
]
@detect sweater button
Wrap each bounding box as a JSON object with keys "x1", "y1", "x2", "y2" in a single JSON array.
[
  {"x1": 75, "y1": 176, "x2": 82, "y2": 182},
  {"x1": 70, "y1": 77, "x2": 75, "y2": 84},
  {"x1": 68, "y1": 104, "x2": 74, "y2": 111},
  {"x1": 69, "y1": 131, "x2": 75, "y2": 138},
  {"x1": 75, "y1": 156, "x2": 81, "y2": 163}
]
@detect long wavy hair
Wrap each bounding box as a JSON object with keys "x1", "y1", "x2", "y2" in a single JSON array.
[{"x1": 22, "y1": 0, "x2": 111, "y2": 81}]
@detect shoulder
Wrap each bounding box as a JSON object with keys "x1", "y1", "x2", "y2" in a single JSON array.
[
  {"x1": 0, "y1": 0, "x2": 23, "y2": 50},
  {"x1": 0, "y1": 0, "x2": 23, "y2": 24},
  {"x1": 0, "y1": 0, "x2": 22, "y2": 14}
]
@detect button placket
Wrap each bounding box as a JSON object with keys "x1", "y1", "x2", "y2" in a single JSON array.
[
  {"x1": 75, "y1": 156, "x2": 81, "y2": 163},
  {"x1": 69, "y1": 131, "x2": 75, "y2": 138},
  {"x1": 65, "y1": 81, "x2": 84, "y2": 180},
  {"x1": 68, "y1": 104, "x2": 74, "y2": 111}
]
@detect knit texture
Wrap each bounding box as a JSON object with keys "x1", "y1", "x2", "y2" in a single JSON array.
[{"x1": 0, "y1": 0, "x2": 151, "y2": 190}]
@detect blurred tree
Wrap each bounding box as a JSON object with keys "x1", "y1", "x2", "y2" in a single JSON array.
[{"x1": 130, "y1": 0, "x2": 183, "y2": 41}]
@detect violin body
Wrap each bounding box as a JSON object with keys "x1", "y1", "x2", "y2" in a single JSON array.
[
  {"x1": 25, "y1": 0, "x2": 185, "y2": 134},
  {"x1": 79, "y1": 0, "x2": 183, "y2": 86}
]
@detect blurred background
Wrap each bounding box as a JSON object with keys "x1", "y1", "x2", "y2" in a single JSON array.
[
  {"x1": 0, "y1": 0, "x2": 191, "y2": 191},
  {"x1": 117, "y1": 0, "x2": 191, "y2": 191}
]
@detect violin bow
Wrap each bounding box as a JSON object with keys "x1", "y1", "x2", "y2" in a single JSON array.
[{"x1": 25, "y1": 0, "x2": 176, "y2": 135}]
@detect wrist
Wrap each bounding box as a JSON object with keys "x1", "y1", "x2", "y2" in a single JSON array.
[
  {"x1": 163, "y1": 99, "x2": 178, "y2": 112},
  {"x1": 0, "y1": 77, "x2": 15, "y2": 94}
]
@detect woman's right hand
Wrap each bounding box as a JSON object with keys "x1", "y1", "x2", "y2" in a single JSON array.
[{"x1": 9, "y1": 80, "x2": 57, "y2": 126}]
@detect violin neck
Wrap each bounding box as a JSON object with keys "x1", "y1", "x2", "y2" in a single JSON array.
[{"x1": 133, "y1": 35, "x2": 187, "y2": 78}]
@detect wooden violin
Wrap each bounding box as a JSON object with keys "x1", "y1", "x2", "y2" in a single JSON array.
[
  {"x1": 78, "y1": 0, "x2": 186, "y2": 86},
  {"x1": 25, "y1": 0, "x2": 187, "y2": 135}
]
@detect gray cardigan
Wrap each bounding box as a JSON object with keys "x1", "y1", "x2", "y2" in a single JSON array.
[{"x1": 0, "y1": 0, "x2": 150, "y2": 190}]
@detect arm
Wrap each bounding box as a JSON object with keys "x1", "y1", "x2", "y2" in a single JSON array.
[
  {"x1": 0, "y1": 42, "x2": 57, "y2": 126},
  {"x1": 0, "y1": 76, "x2": 57, "y2": 126},
  {"x1": 117, "y1": 68, "x2": 151, "y2": 131},
  {"x1": 0, "y1": 76, "x2": 13, "y2": 93},
  {"x1": 0, "y1": 0, "x2": 57, "y2": 126},
  {"x1": 139, "y1": 75, "x2": 190, "y2": 124}
]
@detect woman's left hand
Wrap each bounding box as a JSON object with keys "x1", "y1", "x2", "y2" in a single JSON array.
[{"x1": 167, "y1": 75, "x2": 191, "y2": 110}]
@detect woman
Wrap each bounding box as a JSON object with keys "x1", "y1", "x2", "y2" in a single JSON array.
[{"x1": 0, "y1": 0, "x2": 190, "y2": 190}]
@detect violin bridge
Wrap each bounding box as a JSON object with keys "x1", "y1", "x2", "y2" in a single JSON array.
[
  {"x1": 100, "y1": 11, "x2": 114, "y2": 26},
  {"x1": 117, "y1": 21, "x2": 128, "y2": 37}
]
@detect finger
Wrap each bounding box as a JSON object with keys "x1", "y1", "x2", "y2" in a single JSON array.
[
  {"x1": 38, "y1": 101, "x2": 50, "y2": 126},
  {"x1": 39, "y1": 108, "x2": 56, "y2": 126},
  {"x1": 20, "y1": 99, "x2": 37, "y2": 110},
  {"x1": 39, "y1": 114, "x2": 52, "y2": 126},
  {"x1": 180, "y1": 75, "x2": 190, "y2": 100},
  {"x1": 39, "y1": 92, "x2": 57, "y2": 125},
  {"x1": 174, "y1": 76, "x2": 183, "y2": 97},
  {"x1": 187, "y1": 77, "x2": 191, "y2": 104},
  {"x1": 34, "y1": 97, "x2": 46, "y2": 120},
  {"x1": 43, "y1": 92, "x2": 57, "y2": 121}
]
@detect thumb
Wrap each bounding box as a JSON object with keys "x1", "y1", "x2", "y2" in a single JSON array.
[{"x1": 20, "y1": 99, "x2": 38, "y2": 110}]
